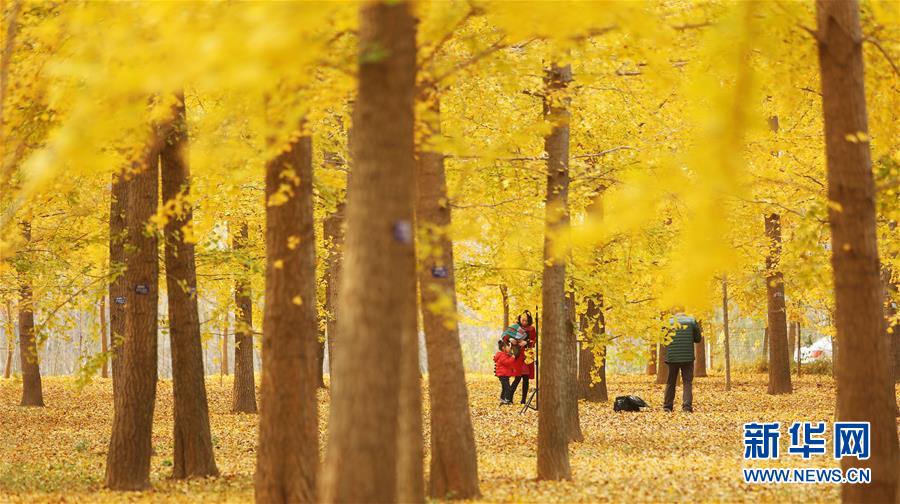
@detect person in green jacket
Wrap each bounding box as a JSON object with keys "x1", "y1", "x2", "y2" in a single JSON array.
[{"x1": 662, "y1": 309, "x2": 702, "y2": 412}]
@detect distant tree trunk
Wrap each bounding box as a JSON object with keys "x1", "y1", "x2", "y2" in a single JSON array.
[
  {"x1": 765, "y1": 213, "x2": 792, "y2": 395},
  {"x1": 500, "y1": 284, "x2": 510, "y2": 329},
  {"x1": 655, "y1": 344, "x2": 669, "y2": 385},
  {"x1": 161, "y1": 95, "x2": 219, "y2": 479},
  {"x1": 255, "y1": 129, "x2": 319, "y2": 502},
  {"x1": 536, "y1": 62, "x2": 573, "y2": 481},
  {"x1": 105, "y1": 139, "x2": 161, "y2": 491},
  {"x1": 16, "y1": 221, "x2": 43, "y2": 407},
  {"x1": 320, "y1": 4, "x2": 418, "y2": 502},
  {"x1": 563, "y1": 288, "x2": 583, "y2": 442},
  {"x1": 578, "y1": 295, "x2": 607, "y2": 402},
  {"x1": 694, "y1": 330, "x2": 707, "y2": 377},
  {"x1": 231, "y1": 222, "x2": 257, "y2": 413},
  {"x1": 723, "y1": 278, "x2": 732, "y2": 391},
  {"x1": 795, "y1": 321, "x2": 802, "y2": 378},
  {"x1": 221, "y1": 317, "x2": 228, "y2": 377},
  {"x1": 415, "y1": 91, "x2": 480, "y2": 500},
  {"x1": 3, "y1": 301, "x2": 13, "y2": 379},
  {"x1": 815, "y1": 1, "x2": 899, "y2": 499},
  {"x1": 323, "y1": 202, "x2": 345, "y2": 380},
  {"x1": 647, "y1": 342, "x2": 656, "y2": 375},
  {"x1": 762, "y1": 327, "x2": 769, "y2": 359},
  {"x1": 109, "y1": 171, "x2": 127, "y2": 398},
  {"x1": 100, "y1": 295, "x2": 108, "y2": 378}
]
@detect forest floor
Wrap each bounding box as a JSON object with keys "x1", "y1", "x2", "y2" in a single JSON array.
[{"x1": 1, "y1": 372, "x2": 896, "y2": 503}]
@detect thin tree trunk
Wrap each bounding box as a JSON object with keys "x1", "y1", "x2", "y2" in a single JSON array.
[
  {"x1": 100, "y1": 295, "x2": 108, "y2": 378},
  {"x1": 723, "y1": 278, "x2": 732, "y2": 391},
  {"x1": 762, "y1": 326, "x2": 769, "y2": 359},
  {"x1": 415, "y1": 92, "x2": 479, "y2": 500},
  {"x1": 109, "y1": 171, "x2": 127, "y2": 398},
  {"x1": 578, "y1": 295, "x2": 607, "y2": 402},
  {"x1": 536, "y1": 62, "x2": 573, "y2": 481},
  {"x1": 105, "y1": 139, "x2": 161, "y2": 491},
  {"x1": 161, "y1": 94, "x2": 218, "y2": 479},
  {"x1": 232, "y1": 222, "x2": 257, "y2": 413},
  {"x1": 500, "y1": 284, "x2": 509, "y2": 329},
  {"x1": 3, "y1": 301, "x2": 13, "y2": 379},
  {"x1": 16, "y1": 220, "x2": 43, "y2": 406},
  {"x1": 647, "y1": 342, "x2": 656, "y2": 375},
  {"x1": 655, "y1": 344, "x2": 669, "y2": 385},
  {"x1": 765, "y1": 213, "x2": 792, "y2": 394},
  {"x1": 320, "y1": 4, "x2": 418, "y2": 501},
  {"x1": 255, "y1": 130, "x2": 319, "y2": 503},
  {"x1": 796, "y1": 321, "x2": 802, "y2": 378},
  {"x1": 563, "y1": 288, "x2": 583, "y2": 442},
  {"x1": 815, "y1": 1, "x2": 899, "y2": 498},
  {"x1": 221, "y1": 317, "x2": 228, "y2": 378},
  {"x1": 323, "y1": 202, "x2": 345, "y2": 379}
]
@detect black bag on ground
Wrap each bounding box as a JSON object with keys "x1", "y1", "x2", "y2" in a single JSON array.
[{"x1": 613, "y1": 395, "x2": 648, "y2": 412}]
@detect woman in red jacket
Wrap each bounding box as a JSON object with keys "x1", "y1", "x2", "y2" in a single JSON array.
[
  {"x1": 509, "y1": 311, "x2": 536, "y2": 404},
  {"x1": 494, "y1": 340, "x2": 517, "y2": 405}
]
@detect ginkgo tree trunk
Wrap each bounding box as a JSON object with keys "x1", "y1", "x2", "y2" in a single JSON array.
[
  {"x1": 160, "y1": 95, "x2": 218, "y2": 479},
  {"x1": 320, "y1": 2, "x2": 419, "y2": 501},
  {"x1": 814, "y1": 0, "x2": 899, "y2": 501},
  {"x1": 764, "y1": 213, "x2": 791, "y2": 394},
  {"x1": 231, "y1": 221, "x2": 256, "y2": 414},
  {"x1": 415, "y1": 88, "x2": 480, "y2": 500},
  {"x1": 255, "y1": 129, "x2": 319, "y2": 503},
  {"x1": 537, "y1": 62, "x2": 573, "y2": 481},
  {"x1": 108, "y1": 171, "x2": 127, "y2": 398},
  {"x1": 105, "y1": 138, "x2": 161, "y2": 491},
  {"x1": 16, "y1": 220, "x2": 43, "y2": 407},
  {"x1": 578, "y1": 295, "x2": 608, "y2": 402}
]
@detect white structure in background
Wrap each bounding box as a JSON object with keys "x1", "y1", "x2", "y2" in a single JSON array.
[{"x1": 800, "y1": 337, "x2": 833, "y2": 364}]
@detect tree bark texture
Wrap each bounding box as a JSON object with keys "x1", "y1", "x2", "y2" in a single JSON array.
[
  {"x1": 255, "y1": 133, "x2": 319, "y2": 503},
  {"x1": 765, "y1": 214, "x2": 792, "y2": 394},
  {"x1": 655, "y1": 344, "x2": 669, "y2": 385},
  {"x1": 109, "y1": 171, "x2": 127, "y2": 399},
  {"x1": 16, "y1": 220, "x2": 43, "y2": 406},
  {"x1": 564, "y1": 289, "x2": 583, "y2": 442},
  {"x1": 232, "y1": 222, "x2": 257, "y2": 413},
  {"x1": 536, "y1": 63, "x2": 573, "y2": 481},
  {"x1": 100, "y1": 295, "x2": 108, "y2": 379},
  {"x1": 320, "y1": 3, "x2": 418, "y2": 501},
  {"x1": 578, "y1": 295, "x2": 607, "y2": 402},
  {"x1": 815, "y1": 1, "x2": 899, "y2": 499},
  {"x1": 415, "y1": 93, "x2": 480, "y2": 500},
  {"x1": 160, "y1": 96, "x2": 219, "y2": 479}
]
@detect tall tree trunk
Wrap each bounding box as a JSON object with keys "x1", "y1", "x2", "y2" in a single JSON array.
[
  {"x1": 564, "y1": 288, "x2": 583, "y2": 442},
  {"x1": 161, "y1": 96, "x2": 219, "y2": 479},
  {"x1": 320, "y1": 3, "x2": 418, "y2": 501},
  {"x1": 323, "y1": 202, "x2": 345, "y2": 379},
  {"x1": 694, "y1": 333, "x2": 707, "y2": 377},
  {"x1": 415, "y1": 92, "x2": 479, "y2": 500},
  {"x1": 500, "y1": 284, "x2": 510, "y2": 329},
  {"x1": 815, "y1": 1, "x2": 899, "y2": 499},
  {"x1": 765, "y1": 213, "x2": 791, "y2": 395},
  {"x1": 723, "y1": 278, "x2": 732, "y2": 391},
  {"x1": 795, "y1": 321, "x2": 802, "y2": 378},
  {"x1": 255, "y1": 131, "x2": 319, "y2": 503},
  {"x1": 578, "y1": 295, "x2": 607, "y2": 402},
  {"x1": 232, "y1": 222, "x2": 257, "y2": 413},
  {"x1": 396, "y1": 307, "x2": 423, "y2": 504},
  {"x1": 647, "y1": 342, "x2": 656, "y2": 375},
  {"x1": 536, "y1": 63, "x2": 573, "y2": 481},
  {"x1": 109, "y1": 171, "x2": 127, "y2": 398},
  {"x1": 105, "y1": 141, "x2": 161, "y2": 491},
  {"x1": 3, "y1": 301, "x2": 13, "y2": 379},
  {"x1": 16, "y1": 220, "x2": 43, "y2": 406},
  {"x1": 762, "y1": 326, "x2": 769, "y2": 359},
  {"x1": 100, "y1": 295, "x2": 108, "y2": 378},
  {"x1": 655, "y1": 344, "x2": 668, "y2": 385}
]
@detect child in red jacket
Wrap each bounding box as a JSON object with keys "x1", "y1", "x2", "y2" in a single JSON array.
[{"x1": 494, "y1": 339, "x2": 516, "y2": 405}]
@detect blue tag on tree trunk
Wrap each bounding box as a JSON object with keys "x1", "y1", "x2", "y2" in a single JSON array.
[
  {"x1": 135, "y1": 284, "x2": 149, "y2": 295},
  {"x1": 431, "y1": 265, "x2": 448, "y2": 278},
  {"x1": 114, "y1": 296, "x2": 126, "y2": 305}
]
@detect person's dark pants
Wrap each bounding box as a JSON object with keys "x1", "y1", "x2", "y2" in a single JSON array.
[
  {"x1": 510, "y1": 375, "x2": 529, "y2": 403},
  {"x1": 663, "y1": 362, "x2": 694, "y2": 411},
  {"x1": 498, "y1": 376, "x2": 511, "y2": 402}
]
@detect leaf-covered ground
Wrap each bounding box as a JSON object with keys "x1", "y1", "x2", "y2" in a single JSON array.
[{"x1": 1, "y1": 372, "x2": 896, "y2": 502}]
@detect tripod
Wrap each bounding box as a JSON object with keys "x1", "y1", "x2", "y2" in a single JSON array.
[{"x1": 520, "y1": 306, "x2": 539, "y2": 415}]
